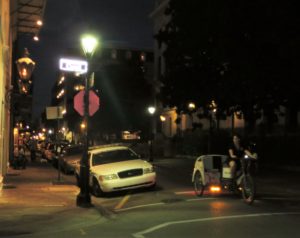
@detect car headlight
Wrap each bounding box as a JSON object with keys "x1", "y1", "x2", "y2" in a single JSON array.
[
  {"x1": 99, "y1": 174, "x2": 118, "y2": 181},
  {"x1": 143, "y1": 166, "x2": 154, "y2": 174}
]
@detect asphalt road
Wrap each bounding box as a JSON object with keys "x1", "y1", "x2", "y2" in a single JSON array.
[{"x1": 1, "y1": 157, "x2": 300, "y2": 238}]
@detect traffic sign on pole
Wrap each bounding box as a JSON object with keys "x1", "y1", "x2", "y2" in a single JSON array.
[
  {"x1": 74, "y1": 90, "x2": 100, "y2": 116},
  {"x1": 59, "y1": 58, "x2": 88, "y2": 74}
]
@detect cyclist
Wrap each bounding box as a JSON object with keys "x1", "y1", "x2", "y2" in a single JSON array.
[{"x1": 228, "y1": 134, "x2": 258, "y2": 178}]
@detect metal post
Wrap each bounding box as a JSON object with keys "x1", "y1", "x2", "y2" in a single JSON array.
[
  {"x1": 76, "y1": 68, "x2": 92, "y2": 207},
  {"x1": 56, "y1": 113, "x2": 61, "y2": 182},
  {"x1": 149, "y1": 114, "x2": 155, "y2": 162}
]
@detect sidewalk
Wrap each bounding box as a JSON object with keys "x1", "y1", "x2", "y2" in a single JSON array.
[
  {"x1": 1, "y1": 161, "x2": 78, "y2": 207},
  {"x1": 0, "y1": 161, "x2": 104, "y2": 237}
]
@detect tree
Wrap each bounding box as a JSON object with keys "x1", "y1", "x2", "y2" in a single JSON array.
[
  {"x1": 91, "y1": 59, "x2": 152, "y2": 138},
  {"x1": 155, "y1": 0, "x2": 299, "y2": 131}
]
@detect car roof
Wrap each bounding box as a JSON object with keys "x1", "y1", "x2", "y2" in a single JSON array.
[{"x1": 89, "y1": 144, "x2": 130, "y2": 154}]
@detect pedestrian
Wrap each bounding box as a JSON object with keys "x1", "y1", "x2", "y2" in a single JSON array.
[
  {"x1": 13, "y1": 145, "x2": 20, "y2": 169},
  {"x1": 19, "y1": 145, "x2": 27, "y2": 169},
  {"x1": 29, "y1": 138, "x2": 37, "y2": 162}
]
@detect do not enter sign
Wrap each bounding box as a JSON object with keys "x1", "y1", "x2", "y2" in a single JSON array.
[{"x1": 74, "y1": 90, "x2": 100, "y2": 116}]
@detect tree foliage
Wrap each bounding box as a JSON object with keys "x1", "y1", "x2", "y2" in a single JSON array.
[
  {"x1": 156, "y1": 0, "x2": 299, "y2": 129},
  {"x1": 91, "y1": 60, "x2": 152, "y2": 137}
]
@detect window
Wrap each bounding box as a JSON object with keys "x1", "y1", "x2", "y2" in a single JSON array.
[{"x1": 92, "y1": 149, "x2": 139, "y2": 166}]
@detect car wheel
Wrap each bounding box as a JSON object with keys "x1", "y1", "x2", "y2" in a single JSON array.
[
  {"x1": 92, "y1": 178, "x2": 104, "y2": 197},
  {"x1": 149, "y1": 182, "x2": 156, "y2": 190}
]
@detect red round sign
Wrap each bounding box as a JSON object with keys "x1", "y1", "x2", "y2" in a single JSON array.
[{"x1": 74, "y1": 90, "x2": 100, "y2": 116}]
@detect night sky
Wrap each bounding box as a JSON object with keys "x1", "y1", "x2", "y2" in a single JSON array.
[{"x1": 22, "y1": 0, "x2": 155, "y2": 119}]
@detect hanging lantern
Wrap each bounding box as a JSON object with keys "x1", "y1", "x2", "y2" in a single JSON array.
[{"x1": 16, "y1": 48, "x2": 35, "y2": 94}]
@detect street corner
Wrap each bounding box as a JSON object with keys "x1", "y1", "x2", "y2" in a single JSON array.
[{"x1": 0, "y1": 205, "x2": 105, "y2": 237}]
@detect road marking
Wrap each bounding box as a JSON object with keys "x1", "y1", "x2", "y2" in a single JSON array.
[
  {"x1": 80, "y1": 228, "x2": 87, "y2": 235},
  {"x1": 187, "y1": 198, "x2": 217, "y2": 202},
  {"x1": 116, "y1": 202, "x2": 165, "y2": 212},
  {"x1": 175, "y1": 191, "x2": 195, "y2": 195},
  {"x1": 132, "y1": 212, "x2": 300, "y2": 238},
  {"x1": 116, "y1": 197, "x2": 214, "y2": 212},
  {"x1": 114, "y1": 194, "x2": 131, "y2": 210}
]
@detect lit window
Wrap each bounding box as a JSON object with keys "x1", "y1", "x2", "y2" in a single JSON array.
[
  {"x1": 74, "y1": 85, "x2": 84, "y2": 91},
  {"x1": 57, "y1": 89, "x2": 65, "y2": 99},
  {"x1": 37, "y1": 20, "x2": 43, "y2": 26},
  {"x1": 140, "y1": 53, "x2": 146, "y2": 62},
  {"x1": 58, "y1": 76, "x2": 65, "y2": 85},
  {"x1": 33, "y1": 35, "x2": 39, "y2": 41}
]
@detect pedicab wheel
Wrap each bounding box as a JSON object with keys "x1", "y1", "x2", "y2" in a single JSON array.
[
  {"x1": 193, "y1": 171, "x2": 204, "y2": 197},
  {"x1": 241, "y1": 175, "x2": 255, "y2": 205}
]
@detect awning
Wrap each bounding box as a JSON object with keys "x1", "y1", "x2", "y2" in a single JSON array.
[{"x1": 11, "y1": 0, "x2": 47, "y2": 38}]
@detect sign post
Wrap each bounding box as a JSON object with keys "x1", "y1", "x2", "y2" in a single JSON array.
[{"x1": 46, "y1": 106, "x2": 64, "y2": 183}]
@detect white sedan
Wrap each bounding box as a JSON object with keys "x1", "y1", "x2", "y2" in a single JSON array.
[{"x1": 75, "y1": 144, "x2": 156, "y2": 196}]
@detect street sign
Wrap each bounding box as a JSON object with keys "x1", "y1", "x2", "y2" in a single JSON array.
[
  {"x1": 46, "y1": 106, "x2": 63, "y2": 119},
  {"x1": 59, "y1": 58, "x2": 88, "y2": 74},
  {"x1": 74, "y1": 90, "x2": 100, "y2": 116}
]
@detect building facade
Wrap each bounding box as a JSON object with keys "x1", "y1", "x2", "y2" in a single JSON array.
[
  {"x1": 47, "y1": 46, "x2": 154, "y2": 143},
  {"x1": 0, "y1": 0, "x2": 46, "y2": 183},
  {"x1": 0, "y1": 0, "x2": 13, "y2": 181}
]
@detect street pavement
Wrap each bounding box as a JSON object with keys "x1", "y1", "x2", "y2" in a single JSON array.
[
  {"x1": 1, "y1": 155, "x2": 300, "y2": 237},
  {"x1": 0, "y1": 159, "x2": 105, "y2": 237}
]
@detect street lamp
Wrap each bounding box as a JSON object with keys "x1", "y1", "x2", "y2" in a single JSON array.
[
  {"x1": 76, "y1": 34, "x2": 98, "y2": 208},
  {"x1": 148, "y1": 106, "x2": 156, "y2": 162},
  {"x1": 15, "y1": 48, "x2": 35, "y2": 94}
]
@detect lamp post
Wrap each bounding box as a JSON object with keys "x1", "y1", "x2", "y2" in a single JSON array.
[
  {"x1": 76, "y1": 34, "x2": 98, "y2": 208},
  {"x1": 148, "y1": 106, "x2": 156, "y2": 162},
  {"x1": 188, "y1": 102, "x2": 196, "y2": 129}
]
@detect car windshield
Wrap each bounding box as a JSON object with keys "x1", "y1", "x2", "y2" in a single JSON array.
[{"x1": 92, "y1": 149, "x2": 139, "y2": 166}]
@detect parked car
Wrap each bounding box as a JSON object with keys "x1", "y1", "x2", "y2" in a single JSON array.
[
  {"x1": 58, "y1": 144, "x2": 84, "y2": 174},
  {"x1": 74, "y1": 144, "x2": 156, "y2": 197},
  {"x1": 36, "y1": 140, "x2": 46, "y2": 157},
  {"x1": 51, "y1": 140, "x2": 71, "y2": 167},
  {"x1": 44, "y1": 142, "x2": 55, "y2": 162}
]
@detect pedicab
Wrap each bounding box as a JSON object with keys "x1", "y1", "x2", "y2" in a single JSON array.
[{"x1": 192, "y1": 154, "x2": 256, "y2": 204}]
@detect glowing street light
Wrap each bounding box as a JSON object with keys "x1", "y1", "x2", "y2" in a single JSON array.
[
  {"x1": 81, "y1": 35, "x2": 99, "y2": 57},
  {"x1": 148, "y1": 106, "x2": 156, "y2": 115},
  {"x1": 188, "y1": 102, "x2": 196, "y2": 111}
]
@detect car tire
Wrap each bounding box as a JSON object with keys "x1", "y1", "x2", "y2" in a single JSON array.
[
  {"x1": 92, "y1": 178, "x2": 104, "y2": 197},
  {"x1": 149, "y1": 182, "x2": 156, "y2": 191}
]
